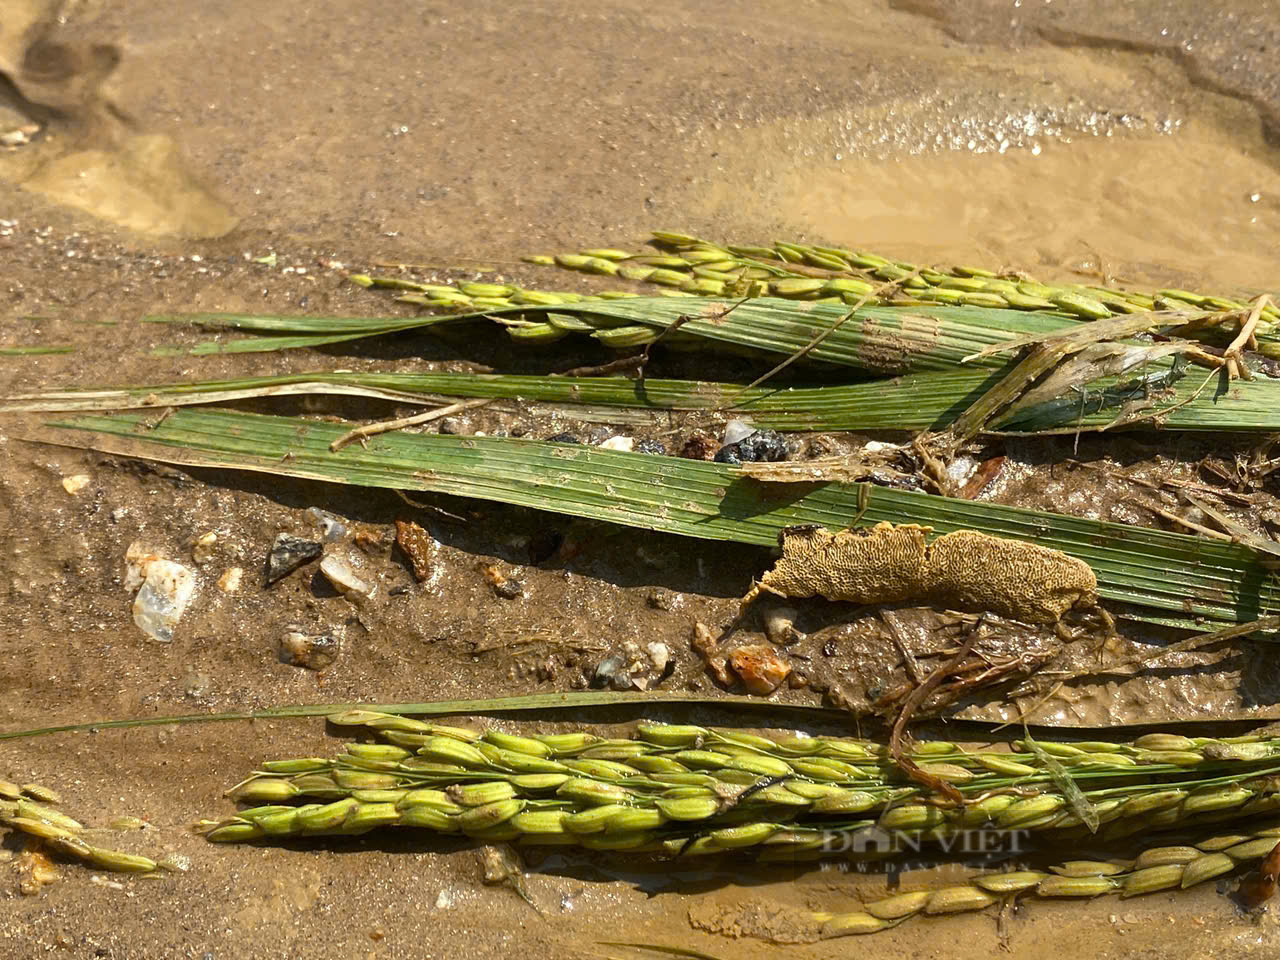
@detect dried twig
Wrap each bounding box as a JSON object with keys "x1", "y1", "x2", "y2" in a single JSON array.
[
  {"x1": 329, "y1": 398, "x2": 494, "y2": 451},
  {"x1": 735, "y1": 272, "x2": 921, "y2": 395},
  {"x1": 888, "y1": 626, "x2": 979, "y2": 805}
]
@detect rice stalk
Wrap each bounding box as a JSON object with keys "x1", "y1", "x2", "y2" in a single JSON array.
[
  {"x1": 809, "y1": 820, "x2": 1280, "y2": 937},
  {"x1": 1, "y1": 798, "x2": 159, "y2": 873},
  {"x1": 154, "y1": 298, "x2": 1103, "y2": 371},
  {"x1": 521, "y1": 231, "x2": 1279, "y2": 345},
  {"x1": 0, "y1": 345, "x2": 74, "y2": 356},
  {"x1": 198, "y1": 712, "x2": 1280, "y2": 859}
]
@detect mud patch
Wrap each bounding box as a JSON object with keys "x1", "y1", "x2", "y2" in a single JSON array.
[{"x1": 21, "y1": 134, "x2": 236, "y2": 237}]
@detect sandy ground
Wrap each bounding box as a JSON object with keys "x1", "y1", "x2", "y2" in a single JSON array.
[{"x1": 3, "y1": 0, "x2": 1280, "y2": 957}]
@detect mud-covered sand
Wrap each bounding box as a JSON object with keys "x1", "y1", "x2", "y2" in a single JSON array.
[{"x1": 3, "y1": 1, "x2": 1280, "y2": 957}]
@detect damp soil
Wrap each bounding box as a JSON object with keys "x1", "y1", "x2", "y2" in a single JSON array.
[{"x1": 3, "y1": 1, "x2": 1280, "y2": 958}]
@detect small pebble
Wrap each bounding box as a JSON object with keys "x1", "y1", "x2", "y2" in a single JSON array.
[
  {"x1": 494, "y1": 579, "x2": 524, "y2": 599},
  {"x1": 591, "y1": 655, "x2": 626, "y2": 688},
  {"x1": 634, "y1": 439, "x2": 666, "y2": 456},
  {"x1": 278, "y1": 631, "x2": 340, "y2": 670},
  {"x1": 646, "y1": 641, "x2": 670, "y2": 674},
  {"x1": 265, "y1": 534, "x2": 323, "y2": 584},
  {"x1": 946, "y1": 457, "x2": 977, "y2": 485},
  {"x1": 862, "y1": 440, "x2": 899, "y2": 454},
  {"x1": 712, "y1": 444, "x2": 742, "y2": 465},
  {"x1": 437, "y1": 417, "x2": 468, "y2": 435},
  {"x1": 395, "y1": 519, "x2": 435, "y2": 582},
  {"x1": 61, "y1": 474, "x2": 91, "y2": 495},
  {"x1": 744, "y1": 430, "x2": 789, "y2": 460},
  {"x1": 192, "y1": 531, "x2": 218, "y2": 565},
  {"x1": 319, "y1": 555, "x2": 376, "y2": 602},
  {"x1": 728, "y1": 644, "x2": 791, "y2": 695},
  {"x1": 715, "y1": 429, "x2": 788, "y2": 464},
  {"x1": 217, "y1": 567, "x2": 243, "y2": 593},
  {"x1": 481, "y1": 562, "x2": 523, "y2": 598},
  {"x1": 17, "y1": 851, "x2": 60, "y2": 895},
  {"x1": 125, "y1": 544, "x2": 196, "y2": 643},
  {"x1": 763, "y1": 605, "x2": 805, "y2": 645},
  {"x1": 307, "y1": 508, "x2": 349, "y2": 542},
  {"x1": 598, "y1": 436, "x2": 634, "y2": 452}
]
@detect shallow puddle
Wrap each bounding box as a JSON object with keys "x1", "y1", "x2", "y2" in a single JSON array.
[{"x1": 3, "y1": 1, "x2": 1280, "y2": 957}]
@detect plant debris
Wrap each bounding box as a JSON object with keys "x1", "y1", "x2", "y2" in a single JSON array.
[{"x1": 741, "y1": 521, "x2": 1107, "y2": 627}]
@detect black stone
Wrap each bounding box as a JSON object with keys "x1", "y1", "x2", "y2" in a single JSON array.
[
  {"x1": 714, "y1": 429, "x2": 789, "y2": 464},
  {"x1": 265, "y1": 534, "x2": 323, "y2": 584},
  {"x1": 737, "y1": 429, "x2": 789, "y2": 462},
  {"x1": 494, "y1": 579, "x2": 525, "y2": 599},
  {"x1": 712, "y1": 444, "x2": 742, "y2": 464},
  {"x1": 545, "y1": 432, "x2": 580, "y2": 444},
  {"x1": 634, "y1": 439, "x2": 667, "y2": 456}
]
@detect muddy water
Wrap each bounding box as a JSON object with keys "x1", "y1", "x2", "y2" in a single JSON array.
[{"x1": 3, "y1": 0, "x2": 1280, "y2": 958}]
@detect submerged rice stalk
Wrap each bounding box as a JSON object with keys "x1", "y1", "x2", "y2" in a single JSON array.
[{"x1": 195, "y1": 711, "x2": 1280, "y2": 930}]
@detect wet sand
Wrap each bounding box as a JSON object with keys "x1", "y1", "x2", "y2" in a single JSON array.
[{"x1": 3, "y1": 1, "x2": 1280, "y2": 957}]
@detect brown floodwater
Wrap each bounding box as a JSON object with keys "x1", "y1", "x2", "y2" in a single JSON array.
[{"x1": 3, "y1": 0, "x2": 1280, "y2": 957}]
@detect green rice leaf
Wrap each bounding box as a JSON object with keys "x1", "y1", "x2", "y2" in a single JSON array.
[
  {"x1": 9, "y1": 365, "x2": 1279, "y2": 434},
  {"x1": 46, "y1": 408, "x2": 1280, "y2": 629}
]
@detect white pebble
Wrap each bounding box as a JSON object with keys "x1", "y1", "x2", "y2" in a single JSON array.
[
  {"x1": 598, "y1": 436, "x2": 634, "y2": 452},
  {"x1": 320, "y1": 555, "x2": 375, "y2": 602},
  {"x1": 307, "y1": 507, "x2": 349, "y2": 542},
  {"x1": 125, "y1": 543, "x2": 196, "y2": 643}
]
